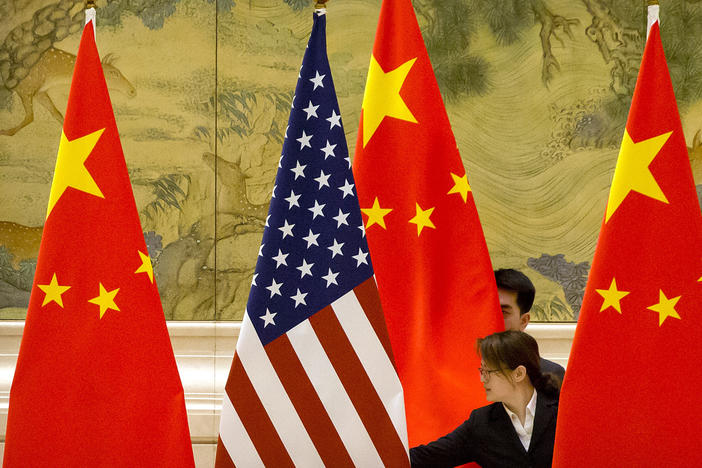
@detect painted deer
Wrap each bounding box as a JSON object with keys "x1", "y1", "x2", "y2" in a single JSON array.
[
  {"x1": 688, "y1": 129, "x2": 702, "y2": 181},
  {"x1": 0, "y1": 47, "x2": 136, "y2": 136},
  {"x1": 0, "y1": 221, "x2": 43, "y2": 269}
]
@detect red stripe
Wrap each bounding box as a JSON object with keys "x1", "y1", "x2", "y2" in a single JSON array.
[
  {"x1": 215, "y1": 436, "x2": 236, "y2": 468},
  {"x1": 225, "y1": 354, "x2": 294, "y2": 467},
  {"x1": 311, "y1": 305, "x2": 409, "y2": 467},
  {"x1": 354, "y1": 277, "x2": 397, "y2": 368},
  {"x1": 265, "y1": 333, "x2": 354, "y2": 467}
]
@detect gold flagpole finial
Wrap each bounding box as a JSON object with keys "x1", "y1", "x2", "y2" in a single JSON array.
[
  {"x1": 647, "y1": 0, "x2": 659, "y2": 5},
  {"x1": 85, "y1": 0, "x2": 96, "y2": 9},
  {"x1": 315, "y1": 0, "x2": 328, "y2": 9}
]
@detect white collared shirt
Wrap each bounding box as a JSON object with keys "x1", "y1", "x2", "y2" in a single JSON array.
[{"x1": 502, "y1": 389, "x2": 537, "y2": 451}]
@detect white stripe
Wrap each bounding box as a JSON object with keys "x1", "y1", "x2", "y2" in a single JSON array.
[
  {"x1": 332, "y1": 289, "x2": 410, "y2": 451},
  {"x1": 287, "y1": 320, "x2": 384, "y2": 467},
  {"x1": 237, "y1": 313, "x2": 324, "y2": 467},
  {"x1": 218, "y1": 393, "x2": 264, "y2": 467}
]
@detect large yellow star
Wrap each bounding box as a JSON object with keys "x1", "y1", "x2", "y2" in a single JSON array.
[
  {"x1": 361, "y1": 55, "x2": 417, "y2": 147},
  {"x1": 647, "y1": 290, "x2": 681, "y2": 326},
  {"x1": 135, "y1": 250, "x2": 154, "y2": 283},
  {"x1": 361, "y1": 197, "x2": 393, "y2": 229},
  {"x1": 46, "y1": 128, "x2": 106, "y2": 218},
  {"x1": 88, "y1": 283, "x2": 120, "y2": 319},
  {"x1": 37, "y1": 273, "x2": 71, "y2": 308},
  {"x1": 447, "y1": 172, "x2": 471, "y2": 203},
  {"x1": 605, "y1": 129, "x2": 672, "y2": 222},
  {"x1": 409, "y1": 203, "x2": 436, "y2": 236},
  {"x1": 595, "y1": 278, "x2": 629, "y2": 314}
]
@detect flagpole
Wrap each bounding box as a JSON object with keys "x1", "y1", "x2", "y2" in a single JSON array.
[
  {"x1": 85, "y1": 0, "x2": 96, "y2": 35},
  {"x1": 647, "y1": 0, "x2": 660, "y2": 38}
]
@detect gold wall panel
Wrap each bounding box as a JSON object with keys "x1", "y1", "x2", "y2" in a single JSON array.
[{"x1": 2, "y1": 0, "x2": 702, "y2": 321}]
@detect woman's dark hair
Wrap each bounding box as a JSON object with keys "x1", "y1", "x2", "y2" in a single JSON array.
[{"x1": 477, "y1": 330, "x2": 560, "y2": 397}]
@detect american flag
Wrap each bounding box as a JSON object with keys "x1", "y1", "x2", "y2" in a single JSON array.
[{"x1": 215, "y1": 9, "x2": 409, "y2": 467}]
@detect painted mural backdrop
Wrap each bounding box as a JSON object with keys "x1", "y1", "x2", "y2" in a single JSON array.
[{"x1": 1, "y1": 0, "x2": 702, "y2": 321}]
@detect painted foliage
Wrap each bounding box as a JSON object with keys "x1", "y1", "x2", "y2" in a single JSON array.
[{"x1": 2, "y1": 0, "x2": 702, "y2": 320}]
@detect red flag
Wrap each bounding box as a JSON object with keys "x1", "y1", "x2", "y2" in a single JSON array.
[
  {"x1": 3, "y1": 22, "x2": 194, "y2": 467},
  {"x1": 352, "y1": 0, "x2": 503, "y2": 446},
  {"x1": 553, "y1": 18, "x2": 702, "y2": 466}
]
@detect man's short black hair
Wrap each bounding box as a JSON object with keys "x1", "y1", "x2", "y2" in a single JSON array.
[{"x1": 494, "y1": 268, "x2": 535, "y2": 315}]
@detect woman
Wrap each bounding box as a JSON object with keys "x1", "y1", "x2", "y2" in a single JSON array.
[{"x1": 410, "y1": 330, "x2": 560, "y2": 468}]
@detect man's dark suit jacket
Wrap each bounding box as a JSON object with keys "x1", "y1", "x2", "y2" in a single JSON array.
[
  {"x1": 409, "y1": 392, "x2": 558, "y2": 468},
  {"x1": 540, "y1": 357, "x2": 565, "y2": 383}
]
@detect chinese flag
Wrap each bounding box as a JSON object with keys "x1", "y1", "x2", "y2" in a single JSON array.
[
  {"x1": 353, "y1": 0, "x2": 503, "y2": 446},
  {"x1": 553, "y1": 18, "x2": 702, "y2": 466},
  {"x1": 3, "y1": 22, "x2": 195, "y2": 467}
]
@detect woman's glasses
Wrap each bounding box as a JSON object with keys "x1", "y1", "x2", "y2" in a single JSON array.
[{"x1": 478, "y1": 367, "x2": 502, "y2": 381}]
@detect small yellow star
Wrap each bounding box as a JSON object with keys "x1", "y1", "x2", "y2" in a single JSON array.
[
  {"x1": 595, "y1": 278, "x2": 629, "y2": 314},
  {"x1": 605, "y1": 129, "x2": 672, "y2": 223},
  {"x1": 135, "y1": 250, "x2": 154, "y2": 283},
  {"x1": 647, "y1": 290, "x2": 681, "y2": 326},
  {"x1": 37, "y1": 273, "x2": 71, "y2": 308},
  {"x1": 361, "y1": 55, "x2": 417, "y2": 147},
  {"x1": 88, "y1": 283, "x2": 120, "y2": 319},
  {"x1": 361, "y1": 197, "x2": 393, "y2": 229},
  {"x1": 447, "y1": 172, "x2": 471, "y2": 203},
  {"x1": 409, "y1": 203, "x2": 436, "y2": 236},
  {"x1": 46, "y1": 128, "x2": 106, "y2": 218}
]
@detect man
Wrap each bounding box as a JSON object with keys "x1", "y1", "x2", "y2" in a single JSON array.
[{"x1": 495, "y1": 268, "x2": 566, "y2": 381}]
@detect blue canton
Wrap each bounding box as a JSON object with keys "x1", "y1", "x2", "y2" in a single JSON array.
[{"x1": 246, "y1": 10, "x2": 373, "y2": 346}]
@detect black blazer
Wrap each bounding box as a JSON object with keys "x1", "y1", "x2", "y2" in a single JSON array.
[
  {"x1": 540, "y1": 357, "x2": 565, "y2": 383},
  {"x1": 409, "y1": 392, "x2": 558, "y2": 468}
]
